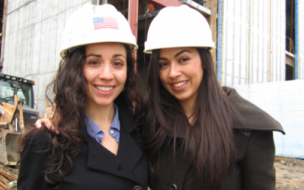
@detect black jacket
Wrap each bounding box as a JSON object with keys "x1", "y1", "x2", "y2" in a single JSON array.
[
  {"x1": 17, "y1": 103, "x2": 148, "y2": 190},
  {"x1": 151, "y1": 87, "x2": 285, "y2": 190}
]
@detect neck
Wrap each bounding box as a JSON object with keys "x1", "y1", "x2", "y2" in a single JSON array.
[
  {"x1": 85, "y1": 101, "x2": 115, "y2": 131},
  {"x1": 179, "y1": 97, "x2": 197, "y2": 125}
]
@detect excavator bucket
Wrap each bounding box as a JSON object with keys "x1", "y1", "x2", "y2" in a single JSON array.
[
  {"x1": 0, "y1": 95, "x2": 24, "y2": 165},
  {"x1": 0, "y1": 130, "x2": 21, "y2": 165}
]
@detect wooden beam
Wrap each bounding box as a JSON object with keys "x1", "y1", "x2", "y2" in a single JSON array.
[
  {"x1": 128, "y1": 0, "x2": 139, "y2": 66},
  {"x1": 143, "y1": 0, "x2": 182, "y2": 8}
]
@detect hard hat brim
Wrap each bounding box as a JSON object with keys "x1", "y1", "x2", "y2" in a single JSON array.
[
  {"x1": 144, "y1": 43, "x2": 216, "y2": 54},
  {"x1": 60, "y1": 41, "x2": 138, "y2": 58}
]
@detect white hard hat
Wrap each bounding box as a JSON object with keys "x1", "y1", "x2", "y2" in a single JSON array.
[
  {"x1": 60, "y1": 3, "x2": 137, "y2": 58},
  {"x1": 144, "y1": 5, "x2": 215, "y2": 54}
]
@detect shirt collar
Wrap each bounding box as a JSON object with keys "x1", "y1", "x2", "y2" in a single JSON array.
[
  {"x1": 110, "y1": 104, "x2": 120, "y2": 131},
  {"x1": 86, "y1": 103, "x2": 120, "y2": 138}
]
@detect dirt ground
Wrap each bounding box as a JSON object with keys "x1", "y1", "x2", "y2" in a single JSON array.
[{"x1": 275, "y1": 157, "x2": 304, "y2": 190}]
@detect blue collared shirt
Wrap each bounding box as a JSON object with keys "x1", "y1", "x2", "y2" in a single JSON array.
[{"x1": 86, "y1": 104, "x2": 120, "y2": 145}]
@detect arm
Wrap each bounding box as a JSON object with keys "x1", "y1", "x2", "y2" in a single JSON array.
[
  {"x1": 241, "y1": 131, "x2": 276, "y2": 190},
  {"x1": 18, "y1": 133, "x2": 49, "y2": 190}
]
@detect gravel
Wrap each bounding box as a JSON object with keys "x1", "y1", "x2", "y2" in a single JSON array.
[{"x1": 275, "y1": 157, "x2": 304, "y2": 190}]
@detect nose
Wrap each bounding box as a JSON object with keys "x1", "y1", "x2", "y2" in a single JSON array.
[
  {"x1": 169, "y1": 62, "x2": 181, "y2": 78},
  {"x1": 98, "y1": 63, "x2": 114, "y2": 80}
]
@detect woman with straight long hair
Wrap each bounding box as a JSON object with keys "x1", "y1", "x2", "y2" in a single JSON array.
[
  {"x1": 142, "y1": 5, "x2": 284, "y2": 190},
  {"x1": 18, "y1": 3, "x2": 148, "y2": 190}
]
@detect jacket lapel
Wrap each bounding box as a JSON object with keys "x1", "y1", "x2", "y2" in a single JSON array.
[
  {"x1": 86, "y1": 135, "x2": 120, "y2": 174},
  {"x1": 84, "y1": 103, "x2": 143, "y2": 183},
  {"x1": 117, "y1": 103, "x2": 143, "y2": 171}
]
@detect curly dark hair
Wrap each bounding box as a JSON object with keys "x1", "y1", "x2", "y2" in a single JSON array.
[
  {"x1": 20, "y1": 44, "x2": 142, "y2": 186},
  {"x1": 142, "y1": 48, "x2": 238, "y2": 190}
]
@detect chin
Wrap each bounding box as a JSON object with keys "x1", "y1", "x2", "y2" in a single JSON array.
[
  {"x1": 95, "y1": 99, "x2": 115, "y2": 106},
  {"x1": 172, "y1": 93, "x2": 189, "y2": 101},
  {"x1": 174, "y1": 96, "x2": 188, "y2": 102}
]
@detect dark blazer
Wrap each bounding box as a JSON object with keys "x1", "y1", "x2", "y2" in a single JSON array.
[
  {"x1": 17, "y1": 103, "x2": 149, "y2": 190},
  {"x1": 151, "y1": 87, "x2": 285, "y2": 190}
]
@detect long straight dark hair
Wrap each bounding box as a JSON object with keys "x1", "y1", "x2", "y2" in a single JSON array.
[
  {"x1": 142, "y1": 48, "x2": 236, "y2": 189},
  {"x1": 20, "y1": 44, "x2": 142, "y2": 186}
]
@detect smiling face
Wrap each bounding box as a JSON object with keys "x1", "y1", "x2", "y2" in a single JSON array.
[
  {"x1": 83, "y1": 42, "x2": 127, "y2": 108},
  {"x1": 158, "y1": 47, "x2": 203, "y2": 106}
]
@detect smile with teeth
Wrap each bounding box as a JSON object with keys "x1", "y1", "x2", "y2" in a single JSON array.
[
  {"x1": 172, "y1": 81, "x2": 187, "y2": 87},
  {"x1": 96, "y1": 86, "x2": 114, "y2": 92}
]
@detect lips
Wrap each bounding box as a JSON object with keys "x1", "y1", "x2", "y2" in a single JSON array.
[
  {"x1": 96, "y1": 86, "x2": 114, "y2": 92},
  {"x1": 172, "y1": 81, "x2": 187, "y2": 87},
  {"x1": 170, "y1": 80, "x2": 188, "y2": 91}
]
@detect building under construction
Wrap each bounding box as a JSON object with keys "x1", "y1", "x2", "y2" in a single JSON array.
[{"x1": 0, "y1": 0, "x2": 303, "y2": 114}]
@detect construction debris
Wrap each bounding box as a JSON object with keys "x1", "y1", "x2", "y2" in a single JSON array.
[{"x1": 0, "y1": 163, "x2": 18, "y2": 190}]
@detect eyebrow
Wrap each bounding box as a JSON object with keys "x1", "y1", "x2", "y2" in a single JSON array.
[
  {"x1": 86, "y1": 54, "x2": 101, "y2": 58},
  {"x1": 85, "y1": 54, "x2": 126, "y2": 58},
  {"x1": 113, "y1": 54, "x2": 126, "y2": 58},
  {"x1": 174, "y1": 50, "x2": 191, "y2": 58},
  {"x1": 158, "y1": 49, "x2": 192, "y2": 60}
]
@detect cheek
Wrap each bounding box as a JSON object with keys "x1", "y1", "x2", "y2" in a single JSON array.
[
  {"x1": 118, "y1": 70, "x2": 127, "y2": 85},
  {"x1": 82, "y1": 67, "x2": 92, "y2": 82},
  {"x1": 158, "y1": 74, "x2": 168, "y2": 91},
  {"x1": 193, "y1": 61, "x2": 204, "y2": 79},
  {"x1": 158, "y1": 70, "x2": 167, "y2": 85},
  {"x1": 197, "y1": 67, "x2": 204, "y2": 81},
  {"x1": 189, "y1": 61, "x2": 204, "y2": 87}
]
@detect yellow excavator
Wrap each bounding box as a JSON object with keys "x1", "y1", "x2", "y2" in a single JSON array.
[{"x1": 0, "y1": 73, "x2": 39, "y2": 166}]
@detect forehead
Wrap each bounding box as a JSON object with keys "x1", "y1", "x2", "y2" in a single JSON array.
[
  {"x1": 159, "y1": 47, "x2": 198, "y2": 57},
  {"x1": 85, "y1": 42, "x2": 126, "y2": 55}
]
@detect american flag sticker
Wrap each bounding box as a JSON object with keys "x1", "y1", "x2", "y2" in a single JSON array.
[{"x1": 93, "y1": 17, "x2": 119, "y2": 30}]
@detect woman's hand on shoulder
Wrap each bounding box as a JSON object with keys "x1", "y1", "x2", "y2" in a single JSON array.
[{"x1": 35, "y1": 105, "x2": 60, "y2": 134}]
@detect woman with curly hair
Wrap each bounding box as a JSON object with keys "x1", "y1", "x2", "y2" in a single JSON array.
[{"x1": 17, "y1": 3, "x2": 148, "y2": 190}]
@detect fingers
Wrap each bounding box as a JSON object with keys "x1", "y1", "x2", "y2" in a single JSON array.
[
  {"x1": 45, "y1": 105, "x2": 56, "y2": 119},
  {"x1": 35, "y1": 119, "x2": 42, "y2": 129},
  {"x1": 39, "y1": 104, "x2": 60, "y2": 134},
  {"x1": 46, "y1": 119, "x2": 59, "y2": 134},
  {"x1": 34, "y1": 118, "x2": 59, "y2": 134},
  {"x1": 45, "y1": 106, "x2": 53, "y2": 114}
]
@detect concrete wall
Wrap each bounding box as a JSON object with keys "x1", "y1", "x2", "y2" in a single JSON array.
[
  {"x1": 222, "y1": 0, "x2": 286, "y2": 86},
  {"x1": 2, "y1": 0, "x2": 90, "y2": 114}
]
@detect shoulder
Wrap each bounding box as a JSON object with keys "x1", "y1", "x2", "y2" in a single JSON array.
[
  {"x1": 223, "y1": 86, "x2": 284, "y2": 134},
  {"x1": 18, "y1": 130, "x2": 51, "y2": 190},
  {"x1": 21, "y1": 129, "x2": 52, "y2": 155}
]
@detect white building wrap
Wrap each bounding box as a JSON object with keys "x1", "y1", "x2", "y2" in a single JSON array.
[
  {"x1": 299, "y1": 0, "x2": 304, "y2": 79},
  {"x1": 271, "y1": 0, "x2": 286, "y2": 82},
  {"x1": 222, "y1": 0, "x2": 286, "y2": 86}
]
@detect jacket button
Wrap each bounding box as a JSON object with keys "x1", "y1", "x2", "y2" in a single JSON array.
[
  {"x1": 169, "y1": 184, "x2": 177, "y2": 190},
  {"x1": 133, "y1": 185, "x2": 141, "y2": 190},
  {"x1": 118, "y1": 163, "x2": 122, "y2": 171}
]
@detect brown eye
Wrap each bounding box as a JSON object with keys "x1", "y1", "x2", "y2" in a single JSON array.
[
  {"x1": 113, "y1": 61, "x2": 124, "y2": 67},
  {"x1": 158, "y1": 63, "x2": 167, "y2": 68},
  {"x1": 180, "y1": 57, "x2": 190, "y2": 62},
  {"x1": 89, "y1": 60, "x2": 99, "y2": 65}
]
